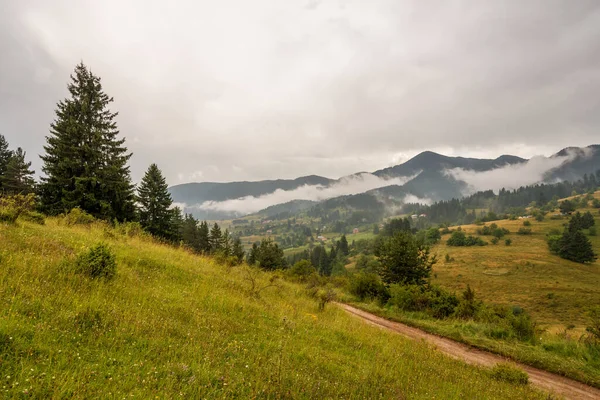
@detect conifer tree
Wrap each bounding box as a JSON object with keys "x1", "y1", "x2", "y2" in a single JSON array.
[
  {"x1": 232, "y1": 237, "x2": 245, "y2": 264},
  {"x1": 39, "y1": 63, "x2": 135, "y2": 220},
  {"x1": 0, "y1": 148, "x2": 35, "y2": 195},
  {"x1": 137, "y1": 163, "x2": 177, "y2": 240},
  {"x1": 0, "y1": 134, "x2": 13, "y2": 190},
  {"x1": 209, "y1": 223, "x2": 223, "y2": 253},
  {"x1": 338, "y1": 234, "x2": 349, "y2": 256},
  {"x1": 222, "y1": 229, "x2": 232, "y2": 256},
  {"x1": 558, "y1": 229, "x2": 597, "y2": 263},
  {"x1": 198, "y1": 221, "x2": 211, "y2": 253},
  {"x1": 181, "y1": 214, "x2": 202, "y2": 253}
]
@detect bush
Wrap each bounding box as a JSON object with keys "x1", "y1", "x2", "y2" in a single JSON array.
[
  {"x1": 491, "y1": 237, "x2": 499, "y2": 245},
  {"x1": 388, "y1": 284, "x2": 459, "y2": 319},
  {"x1": 63, "y1": 207, "x2": 95, "y2": 226},
  {"x1": 490, "y1": 363, "x2": 529, "y2": 385},
  {"x1": 75, "y1": 243, "x2": 117, "y2": 280},
  {"x1": 0, "y1": 193, "x2": 36, "y2": 223},
  {"x1": 349, "y1": 273, "x2": 388, "y2": 302},
  {"x1": 20, "y1": 211, "x2": 46, "y2": 225},
  {"x1": 589, "y1": 226, "x2": 597, "y2": 236},
  {"x1": 517, "y1": 227, "x2": 531, "y2": 235},
  {"x1": 288, "y1": 260, "x2": 317, "y2": 282},
  {"x1": 447, "y1": 231, "x2": 487, "y2": 246},
  {"x1": 522, "y1": 220, "x2": 531, "y2": 227},
  {"x1": 505, "y1": 239, "x2": 512, "y2": 246}
]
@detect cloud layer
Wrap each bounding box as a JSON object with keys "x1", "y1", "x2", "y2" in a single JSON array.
[
  {"x1": 192, "y1": 173, "x2": 414, "y2": 215},
  {"x1": 445, "y1": 148, "x2": 591, "y2": 193}
]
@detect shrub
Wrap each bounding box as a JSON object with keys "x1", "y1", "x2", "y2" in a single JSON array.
[
  {"x1": 20, "y1": 211, "x2": 46, "y2": 225},
  {"x1": 447, "y1": 231, "x2": 486, "y2": 246},
  {"x1": 491, "y1": 237, "x2": 499, "y2": 245},
  {"x1": 349, "y1": 273, "x2": 388, "y2": 302},
  {"x1": 388, "y1": 284, "x2": 459, "y2": 319},
  {"x1": 589, "y1": 226, "x2": 597, "y2": 236},
  {"x1": 505, "y1": 239, "x2": 512, "y2": 246},
  {"x1": 288, "y1": 260, "x2": 317, "y2": 282},
  {"x1": 517, "y1": 227, "x2": 531, "y2": 235},
  {"x1": 522, "y1": 220, "x2": 531, "y2": 227},
  {"x1": 0, "y1": 193, "x2": 36, "y2": 223},
  {"x1": 490, "y1": 363, "x2": 529, "y2": 385},
  {"x1": 63, "y1": 207, "x2": 95, "y2": 226},
  {"x1": 75, "y1": 243, "x2": 117, "y2": 280}
]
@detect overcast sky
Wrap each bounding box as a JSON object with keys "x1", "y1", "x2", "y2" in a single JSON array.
[{"x1": 1, "y1": 0, "x2": 599, "y2": 185}]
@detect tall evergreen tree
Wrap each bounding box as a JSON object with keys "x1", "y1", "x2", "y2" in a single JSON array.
[
  {"x1": 39, "y1": 63, "x2": 135, "y2": 220},
  {"x1": 232, "y1": 237, "x2": 245, "y2": 264},
  {"x1": 198, "y1": 221, "x2": 210, "y2": 253},
  {"x1": 338, "y1": 234, "x2": 349, "y2": 256},
  {"x1": 181, "y1": 214, "x2": 202, "y2": 253},
  {"x1": 0, "y1": 148, "x2": 35, "y2": 195},
  {"x1": 209, "y1": 223, "x2": 223, "y2": 253},
  {"x1": 137, "y1": 163, "x2": 177, "y2": 240},
  {"x1": 558, "y1": 229, "x2": 597, "y2": 263},
  {"x1": 0, "y1": 134, "x2": 13, "y2": 190}
]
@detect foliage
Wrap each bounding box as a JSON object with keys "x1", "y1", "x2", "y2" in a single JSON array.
[
  {"x1": 0, "y1": 134, "x2": 13, "y2": 189},
  {"x1": 0, "y1": 193, "x2": 36, "y2": 223},
  {"x1": 137, "y1": 164, "x2": 179, "y2": 241},
  {"x1": 75, "y1": 243, "x2": 117, "y2": 280},
  {"x1": 388, "y1": 284, "x2": 459, "y2": 319},
  {"x1": 248, "y1": 238, "x2": 287, "y2": 270},
  {"x1": 490, "y1": 363, "x2": 529, "y2": 385},
  {"x1": 349, "y1": 273, "x2": 389, "y2": 302},
  {"x1": 517, "y1": 227, "x2": 532, "y2": 235},
  {"x1": 550, "y1": 228, "x2": 597, "y2": 263},
  {"x1": 375, "y1": 231, "x2": 436, "y2": 286},
  {"x1": 39, "y1": 62, "x2": 135, "y2": 221},
  {"x1": 287, "y1": 260, "x2": 317, "y2": 282},
  {"x1": 62, "y1": 207, "x2": 96, "y2": 226},
  {"x1": 447, "y1": 231, "x2": 487, "y2": 246},
  {"x1": 559, "y1": 200, "x2": 576, "y2": 214},
  {"x1": 587, "y1": 307, "x2": 600, "y2": 342},
  {"x1": 0, "y1": 147, "x2": 35, "y2": 194},
  {"x1": 20, "y1": 211, "x2": 46, "y2": 225},
  {"x1": 505, "y1": 238, "x2": 512, "y2": 246},
  {"x1": 522, "y1": 220, "x2": 531, "y2": 227}
]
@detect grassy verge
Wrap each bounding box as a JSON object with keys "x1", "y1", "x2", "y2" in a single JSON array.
[
  {"x1": 0, "y1": 218, "x2": 547, "y2": 399},
  {"x1": 345, "y1": 300, "x2": 600, "y2": 388}
]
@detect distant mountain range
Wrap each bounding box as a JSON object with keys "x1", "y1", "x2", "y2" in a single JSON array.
[{"x1": 169, "y1": 144, "x2": 600, "y2": 220}]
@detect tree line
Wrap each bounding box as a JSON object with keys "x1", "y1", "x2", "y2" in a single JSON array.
[{"x1": 0, "y1": 63, "x2": 248, "y2": 260}]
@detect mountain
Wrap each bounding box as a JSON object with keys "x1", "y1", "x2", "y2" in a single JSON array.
[
  {"x1": 170, "y1": 145, "x2": 600, "y2": 220},
  {"x1": 545, "y1": 145, "x2": 600, "y2": 182},
  {"x1": 372, "y1": 151, "x2": 526, "y2": 178},
  {"x1": 169, "y1": 175, "x2": 332, "y2": 205}
]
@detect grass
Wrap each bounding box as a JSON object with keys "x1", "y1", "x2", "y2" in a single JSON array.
[
  {"x1": 432, "y1": 203, "x2": 600, "y2": 328},
  {"x1": 347, "y1": 300, "x2": 600, "y2": 388},
  {"x1": 0, "y1": 217, "x2": 547, "y2": 399}
]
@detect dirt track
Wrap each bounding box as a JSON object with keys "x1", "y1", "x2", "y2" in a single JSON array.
[{"x1": 338, "y1": 303, "x2": 600, "y2": 400}]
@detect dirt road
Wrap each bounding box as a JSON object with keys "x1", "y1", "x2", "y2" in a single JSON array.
[{"x1": 338, "y1": 303, "x2": 600, "y2": 400}]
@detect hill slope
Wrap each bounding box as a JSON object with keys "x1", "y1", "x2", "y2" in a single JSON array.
[{"x1": 0, "y1": 218, "x2": 546, "y2": 398}]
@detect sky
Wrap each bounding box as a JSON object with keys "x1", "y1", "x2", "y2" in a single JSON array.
[{"x1": 1, "y1": 0, "x2": 599, "y2": 185}]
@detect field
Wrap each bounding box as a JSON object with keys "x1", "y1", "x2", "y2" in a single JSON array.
[
  {"x1": 0, "y1": 217, "x2": 546, "y2": 398},
  {"x1": 431, "y1": 197, "x2": 600, "y2": 329}
]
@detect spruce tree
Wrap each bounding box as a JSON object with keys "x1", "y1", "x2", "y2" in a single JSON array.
[
  {"x1": 137, "y1": 163, "x2": 176, "y2": 240},
  {"x1": 338, "y1": 234, "x2": 349, "y2": 256},
  {"x1": 198, "y1": 221, "x2": 210, "y2": 253},
  {"x1": 39, "y1": 62, "x2": 135, "y2": 220},
  {"x1": 232, "y1": 237, "x2": 245, "y2": 264},
  {"x1": 0, "y1": 148, "x2": 35, "y2": 194},
  {"x1": 181, "y1": 214, "x2": 202, "y2": 253},
  {"x1": 0, "y1": 134, "x2": 13, "y2": 190},
  {"x1": 209, "y1": 223, "x2": 223, "y2": 253},
  {"x1": 558, "y1": 229, "x2": 597, "y2": 263}
]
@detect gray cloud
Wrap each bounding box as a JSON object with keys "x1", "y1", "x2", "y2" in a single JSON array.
[{"x1": 1, "y1": 1, "x2": 599, "y2": 184}]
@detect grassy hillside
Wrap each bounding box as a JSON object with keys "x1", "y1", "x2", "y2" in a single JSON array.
[
  {"x1": 0, "y1": 218, "x2": 546, "y2": 398},
  {"x1": 432, "y1": 195, "x2": 600, "y2": 329}
]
